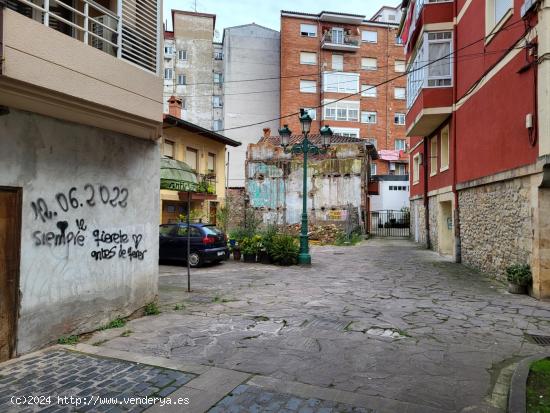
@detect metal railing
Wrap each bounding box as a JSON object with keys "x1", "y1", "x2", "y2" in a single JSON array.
[
  {"x1": 369, "y1": 210, "x2": 410, "y2": 237},
  {"x1": 6, "y1": 0, "x2": 159, "y2": 74},
  {"x1": 321, "y1": 31, "x2": 360, "y2": 47}
]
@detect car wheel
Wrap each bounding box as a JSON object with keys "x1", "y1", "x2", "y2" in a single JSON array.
[{"x1": 188, "y1": 252, "x2": 201, "y2": 267}]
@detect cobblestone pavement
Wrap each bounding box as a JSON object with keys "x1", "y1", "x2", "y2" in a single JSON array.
[
  {"x1": 208, "y1": 384, "x2": 373, "y2": 413},
  {"x1": 0, "y1": 349, "x2": 195, "y2": 412},
  {"x1": 87, "y1": 238, "x2": 550, "y2": 412}
]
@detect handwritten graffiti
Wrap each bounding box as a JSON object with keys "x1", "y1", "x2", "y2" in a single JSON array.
[
  {"x1": 90, "y1": 228, "x2": 147, "y2": 261},
  {"x1": 30, "y1": 184, "x2": 129, "y2": 223},
  {"x1": 32, "y1": 219, "x2": 86, "y2": 247}
]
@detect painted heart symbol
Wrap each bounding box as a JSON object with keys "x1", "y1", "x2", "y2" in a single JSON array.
[
  {"x1": 132, "y1": 234, "x2": 143, "y2": 249},
  {"x1": 56, "y1": 221, "x2": 69, "y2": 235}
]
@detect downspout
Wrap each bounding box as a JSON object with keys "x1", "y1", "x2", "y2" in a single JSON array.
[
  {"x1": 423, "y1": 137, "x2": 431, "y2": 249},
  {"x1": 452, "y1": 0, "x2": 461, "y2": 263}
]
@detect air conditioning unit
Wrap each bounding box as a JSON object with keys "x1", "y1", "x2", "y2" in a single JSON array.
[
  {"x1": 390, "y1": 162, "x2": 396, "y2": 171},
  {"x1": 91, "y1": 15, "x2": 118, "y2": 56}
]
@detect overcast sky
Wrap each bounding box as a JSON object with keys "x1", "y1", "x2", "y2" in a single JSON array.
[{"x1": 163, "y1": 0, "x2": 397, "y2": 39}]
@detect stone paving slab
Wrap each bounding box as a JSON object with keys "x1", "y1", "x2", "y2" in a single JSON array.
[
  {"x1": 0, "y1": 348, "x2": 196, "y2": 412},
  {"x1": 208, "y1": 384, "x2": 374, "y2": 413}
]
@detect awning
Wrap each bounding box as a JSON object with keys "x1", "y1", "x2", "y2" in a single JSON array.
[{"x1": 160, "y1": 157, "x2": 199, "y2": 192}]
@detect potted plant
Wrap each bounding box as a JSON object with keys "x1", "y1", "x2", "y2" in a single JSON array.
[
  {"x1": 241, "y1": 235, "x2": 261, "y2": 263},
  {"x1": 506, "y1": 264, "x2": 532, "y2": 294},
  {"x1": 232, "y1": 244, "x2": 241, "y2": 261},
  {"x1": 259, "y1": 225, "x2": 278, "y2": 264},
  {"x1": 270, "y1": 234, "x2": 299, "y2": 266}
]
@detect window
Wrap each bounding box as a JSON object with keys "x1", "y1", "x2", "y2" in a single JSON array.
[
  {"x1": 361, "y1": 84, "x2": 377, "y2": 97},
  {"x1": 164, "y1": 46, "x2": 173, "y2": 55},
  {"x1": 178, "y1": 50, "x2": 187, "y2": 60},
  {"x1": 186, "y1": 147, "x2": 198, "y2": 170},
  {"x1": 300, "y1": 52, "x2": 317, "y2": 65},
  {"x1": 300, "y1": 80, "x2": 317, "y2": 93},
  {"x1": 366, "y1": 137, "x2": 377, "y2": 148},
  {"x1": 207, "y1": 153, "x2": 216, "y2": 173},
  {"x1": 440, "y1": 125, "x2": 450, "y2": 171},
  {"x1": 213, "y1": 96, "x2": 223, "y2": 108},
  {"x1": 332, "y1": 128, "x2": 360, "y2": 139},
  {"x1": 301, "y1": 108, "x2": 316, "y2": 120},
  {"x1": 332, "y1": 54, "x2": 343, "y2": 71},
  {"x1": 361, "y1": 57, "x2": 377, "y2": 71},
  {"x1": 323, "y1": 72, "x2": 359, "y2": 93},
  {"x1": 331, "y1": 27, "x2": 344, "y2": 44},
  {"x1": 361, "y1": 111, "x2": 377, "y2": 124},
  {"x1": 163, "y1": 140, "x2": 175, "y2": 159},
  {"x1": 413, "y1": 153, "x2": 421, "y2": 184},
  {"x1": 300, "y1": 24, "x2": 317, "y2": 37},
  {"x1": 177, "y1": 74, "x2": 186, "y2": 85},
  {"x1": 394, "y1": 113, "x2": 406, "y2": 125},
  {"x1": 487, "y1": 0, "x2": 513, "y2": 35},
  {"x1": 370, "y1": 163, "x2": 377, "y2": 176},
  {"x1": 396, "y1": 36, "x2": 403, "y2": 45},
  {"x1": 395, "y1": 60, "x2": 406, "y2": 73},
  {"x1": 361, "y1": 30, "x2": 378, "y2": 43},
  {"x1": 430, "y1": 137, "x2": 438, "y2": 176},
  {"x1": 324, "y1": 101, "x2": 359, "y2": 122},
  {"x1": 214, "y1": 72, "x2": 223, "y2": 84},
  {"x1": 396, "y1": 163, "x2": 407, "y2": 175},
  {"x1": 395, "y1": 139, "x2": 406, "y2": 151},
  {"x1": 164, "y1": 68, "x2": 173, "y2": 80},
  {"x1": 214, "y1": 51, "x2": 223, "y2": 60},
  {"x1": 213, "y1": 119, "x2": 223, "y2": 131},
  {"x1": 394, "y1": 87, "x2": 406, "y2": 100}
]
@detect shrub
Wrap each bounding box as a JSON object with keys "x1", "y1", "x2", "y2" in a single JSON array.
[
  {"x1": 506, "y1": 264, "x2": 532, "y2": 286},
  {"x1": 260, "y1": 224, "x2": 279, "y2": 255},
  {"x1": 270, "y1": 234, "x2": 299, "y2": 266},
  {"x1": 240, "y1": 235, "x2": 262, "y2": 256},
  {"x1": 229, "y1": 227, "x2": 249, "y2": 243}
]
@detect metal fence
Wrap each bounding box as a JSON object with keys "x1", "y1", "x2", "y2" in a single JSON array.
[{"x1": 369, "y1": 210, "x2": 410, "y2": 238}]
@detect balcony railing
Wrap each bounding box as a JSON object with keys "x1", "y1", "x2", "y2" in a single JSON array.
[
  {"x1": 5, "y1": 0, "x2": 160, "y2": 74},
  {"x1": 321, "y1": 31, "x2": 360, "y2": 50}
]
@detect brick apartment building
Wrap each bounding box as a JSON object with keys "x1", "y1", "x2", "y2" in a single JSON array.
[
  {"x1": 279, "y1": 9, "x2": 409, "y2": 212},
  {"x1": 400, "y1": 0, "x2": 550, "y2": 298}
]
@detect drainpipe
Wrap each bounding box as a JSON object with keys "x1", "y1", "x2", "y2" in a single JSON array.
[
  {"x1": 423, "y1": 137, "x2": 431, "y2": 249},
  {"x1": 452, "y1": 0, "x2": 461, "y2": 263}
]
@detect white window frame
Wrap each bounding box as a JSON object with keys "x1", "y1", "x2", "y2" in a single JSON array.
[
  {"x1": 164, "y1": 68, "x2": 173, "y2": 80},
  {"x1": 361, "y1": 30, "x2": 378, "y2": 43},
  {"x1": 394, "y1": 112, "x2": 406, "y2": 125},
  {"x1": 370, "y1": 162, "x2": 377, "y2": 176},
  {"x1": 214, "y1": 72, "x2": 223, "y2": 84},
  {"x1": 300, "y1": 24, "x2": 317, "y2": 37},
  {"x1": 361, "y1": 111, "x2": 377, "y2": 124},
  {"x1": 332, "y1": 127, "x2": 360, "y2": 139},
  {"x1": 440, "y1": 125, "x2": 450, "y2": 171},
  {"x1": 212, "y1": 120, "x2": 223, "y2": 131},
  {"x1": 177, "y1": 74, "x2": 186, "y2": 85},
  {"x1": 213, "y1": 96, "x2": 223, "y2": 108},
  {"x1": 323, "y1": 72, "x2": 359, "y2": 94},
  {"x1": 395, "y1": 139, "x2": 406, "y2": 151},
  {"x1": 430, "y1": 136, "x2": 438, "y2": 176},
  {"x1": 486, "y1": 0, "x2": 513, "y2": 37},
  {"x1": 300, "y1": 51, "x2": 317, "y2": 65},
  {"x1": 301, "y1": 108, "x2": 317, "y2": 120},
  {"x1": 323, "y1": 101, "x2": 360, "y2": 122},
  {"x1": 178, "y1": 50, "x2": 187, "y2": 60},
  {"x1": 332, "y1": 54, "x2": 344, "y2": 71},
  {"x1": 395, "y1": 60, "x2": 406, "y2": 73},
  {"x1": 396, "y1": 163, "x2": 407, "y2": 175},
  {"x1": 164, "y1": 46, "x2": 173, "y2": 55},
  {"x1": 361, "y1": 84, "x2": 377, "y2": 97},
  {"x1": 361, "y1": 57, "x2": 377, "y2": 71},
  {"x1": 394, "y1": 87, "x2": 406, "y2": 100},
  {"x1": 413, "y1": 153, "x2": 421, "y2": 184},
  {"x1": 300, "y1": 80, "x2": 317, "y2": 94}
]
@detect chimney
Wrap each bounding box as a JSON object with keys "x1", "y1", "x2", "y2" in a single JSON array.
[
  {"x1": 168, "y1": 95, "x2": 182, "y2": 118},
  {"x1": 263, "y1": 128, "x2": 271, "y2": 139}
]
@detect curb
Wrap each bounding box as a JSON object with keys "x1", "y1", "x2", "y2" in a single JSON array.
[{"x1": 508, "y1": 354, "x2": 550, "y2": 413}]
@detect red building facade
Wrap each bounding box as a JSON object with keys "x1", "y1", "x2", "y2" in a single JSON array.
[
  {"x1": 400, "y1": 0, "x2": 550, "y2": 298},
  {"x1": 279, "y1": 10, "x2": 409, "y2": 205}
]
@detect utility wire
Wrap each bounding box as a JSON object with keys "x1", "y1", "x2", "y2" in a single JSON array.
[{"x1": 207, "y1": 18, "x2": 525, "y2": 134}]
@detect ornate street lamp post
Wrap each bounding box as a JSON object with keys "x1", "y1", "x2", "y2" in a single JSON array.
[{"x1": 279, "y1": 109, "x2": 333, "y2": 265}]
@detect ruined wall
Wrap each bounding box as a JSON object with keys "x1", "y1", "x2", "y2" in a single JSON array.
[
  {"x1": 226, "y1": 187, "x2": 246, "y2": 230},
  {"x1": 410, "y1": 198, "x2": 427, "y2": 245},
  {"x1": 246, "y1": 143, "x2": 366, "y2": 225},
  {"x1": 1, "y1": 109, "x2": 159, "y2": 354}
]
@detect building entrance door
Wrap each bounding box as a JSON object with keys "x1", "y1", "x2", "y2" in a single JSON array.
[
  {"x1": 438, "y1": 201, "x2": 453, "y2": 256},
  {"x1": 0, "y1": 188, "x2": 21, "y2": 362}
]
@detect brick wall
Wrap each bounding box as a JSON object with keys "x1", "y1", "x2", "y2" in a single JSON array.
[{"x1": 280, "y1": 14, "x2": 408, "y2": 175}]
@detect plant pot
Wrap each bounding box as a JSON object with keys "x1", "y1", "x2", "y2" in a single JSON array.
[
  {"x1": 258, "y1": 250, "x2": 272, "y2": 264},
  {"x1": 229, "y1": 239, "x2": 237, "y2": 248},
  {"x1": 508, "y1": 283, "x2": 527, "y2": 294},
  {"x1": 243, "y1": 253, "x2": 256, "y2": 263},
  {"x1": 233, "y1": 249, "x2": 241, "y2": 261}
]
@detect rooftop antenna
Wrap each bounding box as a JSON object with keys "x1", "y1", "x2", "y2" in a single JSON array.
[{"x1": 193, "y1": 0, "x2": 197, "y2": 11}]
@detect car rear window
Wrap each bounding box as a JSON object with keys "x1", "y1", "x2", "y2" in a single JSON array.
[
  {"x1": 202, "y1": 226, "x2": 223, "y2": 235},
  {"x1": 159, "y1": 225, "x2": 175, "y2": 236}
]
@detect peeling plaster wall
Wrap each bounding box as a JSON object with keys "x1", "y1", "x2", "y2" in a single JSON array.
[
  {"x1": 0, "y1": 109, "x2": 159, "y2": 354},
  {"x1": 246, "y1": 143, "x2": 367, "y2": 225}
]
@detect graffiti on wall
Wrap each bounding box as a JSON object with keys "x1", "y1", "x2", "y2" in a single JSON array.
[{"x1": 29, "y1": 184, "x2": 147, "y2": 261}]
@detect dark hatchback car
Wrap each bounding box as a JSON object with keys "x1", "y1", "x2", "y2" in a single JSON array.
[{"x1": 159, "y1": 223, "x2": 229, "y2": 267}]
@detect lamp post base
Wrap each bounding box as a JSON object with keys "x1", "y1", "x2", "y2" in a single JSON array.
[{"x1": 298, "y1": 252, "x2": 311, "y2": 266}]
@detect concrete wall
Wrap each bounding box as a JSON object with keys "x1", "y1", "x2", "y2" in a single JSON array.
[
  {"x1": 1, "y1": 109, "x2": 159, "y2": 354},
  {"x1": 246, "y1": 142, "x2": 366, "y2": 225},
  {"x1": 1, "y1": 10, "x2": 162, "y2": 139},
  {"x1": 223, "y1": 24, "x2": 280, "y2": 187}
]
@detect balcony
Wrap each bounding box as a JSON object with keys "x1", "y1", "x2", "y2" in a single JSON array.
[
  {"x1": 321, "y1": 30, "x2": 360, "y2": 52},
  {"x1": 0, "y1": 1, "x2": 162, "y2": 139},
  {"x1": 406, "y1": 0, "x2": 454, "y2": 51}
]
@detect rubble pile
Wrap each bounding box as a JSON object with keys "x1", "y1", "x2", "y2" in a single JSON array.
[{"x1": 286, "y1": 223, "x2": 343, "y2": 245}]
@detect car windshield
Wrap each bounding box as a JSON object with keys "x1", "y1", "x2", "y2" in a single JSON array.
[
  {"x1": 202, "y1": 225, "x2": 223, "y2": 235},
  {"x1": 159, "y1": 225, "x2": 174, "y2": 236}
]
